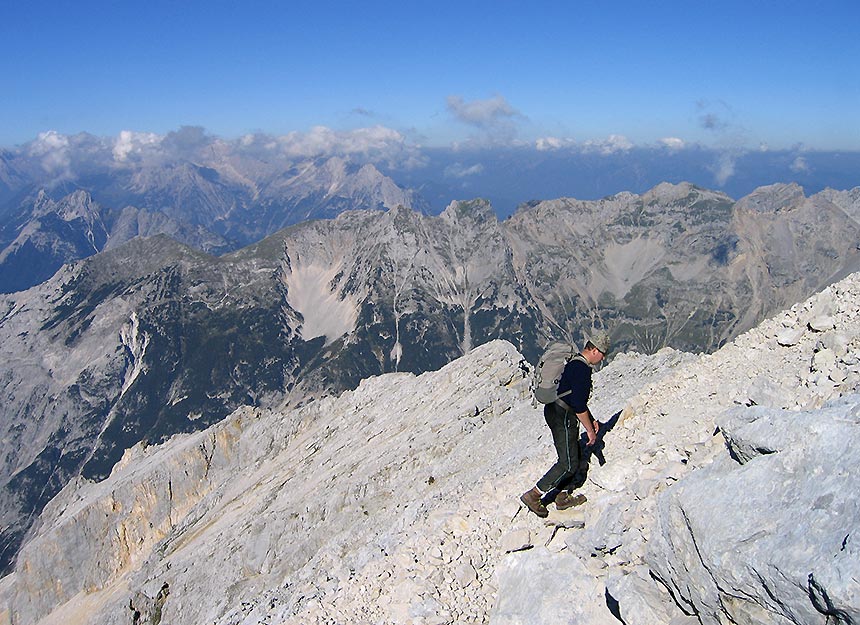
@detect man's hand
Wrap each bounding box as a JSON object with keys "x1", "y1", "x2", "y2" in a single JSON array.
[
  {"x1": 577, "y1": 410, "x2": 600, "y2": 446},
  {"x1": 586, "y1": 419, "x2": 601, "y2": 445}
]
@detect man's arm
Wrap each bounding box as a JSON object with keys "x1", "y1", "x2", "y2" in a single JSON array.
[{"x1": 575, "y1": 409, "x2": 600, "y2": 446}]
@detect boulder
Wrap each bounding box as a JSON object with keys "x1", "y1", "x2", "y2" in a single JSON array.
[
  {"x1": 647, "y1": 395, "x2": 860, "y2": 625},
  {"x1": 490, "y1": 547, "x2": 616, "y2": 625}
]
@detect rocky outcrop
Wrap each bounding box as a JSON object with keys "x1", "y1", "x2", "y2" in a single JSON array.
[
  {"x1": 493, "y1": 270, "x2": 860, "y2": 625},
  {"x1": 648, "y1": 398, "x2": 859, "y2": 625},
  {"x1": 1, "y1": 341, "x2": 539, "y2": 624},
  {"x1": 0, "y1": 340, "x2": 694, "y2": 625},
  {"x1": 2, "y1": 271, "x2": 859, "y2": 624}
]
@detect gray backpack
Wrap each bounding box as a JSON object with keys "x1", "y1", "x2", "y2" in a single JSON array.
[{"x1": 533, "y1": 342, "x2": 587, "y2": 404}]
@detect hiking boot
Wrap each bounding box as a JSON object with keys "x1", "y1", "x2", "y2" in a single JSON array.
[
  {"x1": 554, "y1": 491, "x2": 587, "y2": 510},
  {"x1": 519, "y1": 487, "x2": 549, "y2": 518}
]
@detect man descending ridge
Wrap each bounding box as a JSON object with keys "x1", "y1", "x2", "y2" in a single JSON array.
[{"x1": 520, "y1": 331, "x2": 611, "y2": 518}]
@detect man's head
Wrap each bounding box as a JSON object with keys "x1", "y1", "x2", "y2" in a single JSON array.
[{"x1": 583, "y1": 330, "x2": 611, "y2": 365}]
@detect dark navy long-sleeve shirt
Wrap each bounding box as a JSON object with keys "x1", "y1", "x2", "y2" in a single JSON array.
[{"x1": 556, "y1": 357, "x2": 592, "y2": 413}]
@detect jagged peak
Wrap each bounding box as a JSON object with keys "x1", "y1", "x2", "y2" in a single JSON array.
[
  {"x1": 440, "y1": 198, "x2": 496, "y2": 223},
  {"x1": 57, "y1": 188, "x2": 95, "y2": 207},
  {"x1": 735, "y1": 182, "x2": 807, "y2": 213},
  {"x1": 643, "y1": 181, "x2": 725, "y2": 203},
  {"x1": 651, "y1": 181, "x2": 695, "y2": 193},
  {"x1": 62, "y1": 187, "x2": 92, "y2": 201},
  {"x1": 384, "y1": 203, "x2": 423, "y2": 226},
  {"x1": 32, "y1": 188, "x2": 54, "y2": 211},
  {"x1": 603, "y1": 190, "x2": 639, "y2": 202},
  {"x1": 355, "y1": 162, "x2": 382, "y2": 176}
]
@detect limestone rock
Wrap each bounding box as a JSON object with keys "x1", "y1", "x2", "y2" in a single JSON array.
[
  {"x1": 809, "y1": 315, "x2": 836, "y2": 332},
  {"x1": 501, "y1": 529, "x2": 532, "y2": 553},
  {"x1": 744, "y1": 374, "x2": 787, "y2": 408},
  {"x1": 605, "y1": 566, "x2": 692, "y2": 625},
  {"x1": 647, "y1": 396, "x2": 860, "y2": 625},
  {"x1": 490, "y1": 548, "x2": 617, "y2": 625},
  {"x1": 776, "y1": 326, "x2": 804, "y2": 346}
]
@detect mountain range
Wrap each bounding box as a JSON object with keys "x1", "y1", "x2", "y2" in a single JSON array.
[
  {"x1": 1, "y1": 180, "x2": 859, "y2": 574},
  {"x1": 4, "y1": 130, "x2": 860, "y2": 295},
  {"x1": 0, "y1": 152, "x2": 422, "y2": 293}
]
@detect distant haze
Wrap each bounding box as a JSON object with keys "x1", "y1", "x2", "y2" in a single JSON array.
[
  {"x1": 2, "y1": 128, "x2": 858, "y2": 220},
  {"x1": 397, "y1": 145, "x2": 860, "y2": 217}
]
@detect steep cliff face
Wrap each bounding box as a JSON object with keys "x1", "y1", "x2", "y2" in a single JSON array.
[
  {"x1": 505, "y1": 182, "x2": 741, "y2": 351},
  {"x1": 225, "y1": 199, "x2": 542, "y2": 401},
  {"x1": 1, "y1": 183, "x2": 859, "y2": 574},
  {"x1": 2, "y1": 271, "x2": 858, "y2": 625},
  {"x1": 728, "y1": 182, "x2": 860, "y2": 331},
  {"x1": 0, "y1": 190, "x2": 109, "y2": 292},
  {"x1": 0, "y1": 236, "x2": 297, "y2": 571},
  {"x1": 508, "y1": 182, "x2": 860, "y2": 353}
]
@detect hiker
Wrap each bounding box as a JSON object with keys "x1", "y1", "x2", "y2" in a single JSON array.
[{"x1": 520, "y1": 331, "x2": 611, "y2": 518}]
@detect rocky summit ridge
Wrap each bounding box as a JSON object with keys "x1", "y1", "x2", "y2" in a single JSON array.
[{"x1": 2, "y1": 269, "x2": 858, "y2": 624}]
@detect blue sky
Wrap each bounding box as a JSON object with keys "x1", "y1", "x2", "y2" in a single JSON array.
[{"x1": 2, "y1": 0, "x2": 859, "y2": 150}]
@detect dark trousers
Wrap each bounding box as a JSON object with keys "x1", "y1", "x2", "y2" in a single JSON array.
[{"x1": 536, "y1": 401, "x2": 581, "y2": 493}]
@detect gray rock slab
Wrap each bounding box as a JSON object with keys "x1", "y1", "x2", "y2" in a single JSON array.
[
  {"x1": 647, "y1": 395, "x2": 860, "y2": 625},
  {"x1": 490, "y1": 547, "x2": 617, "y2": 625}
]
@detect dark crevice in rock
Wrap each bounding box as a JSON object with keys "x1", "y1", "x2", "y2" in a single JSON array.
[
  {"x1": 604, "y1": 587, "x2": 627, "y2": 623},
  {"x1": 808, "y1": 573, "x2": 852, "y2": 624}
]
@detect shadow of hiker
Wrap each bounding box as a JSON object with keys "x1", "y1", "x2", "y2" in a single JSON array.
[
  {"x1": 570, "y1": 409, "x2": 623, "y2": 489},
  {"x1": 540, "y1": 409, "x2": 623, "y2": 505}
]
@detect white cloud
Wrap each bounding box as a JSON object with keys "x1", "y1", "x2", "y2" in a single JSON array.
[
  {"x1": 12, "y1": 126, "x2": 429, "y2": 184},
  {"x1": 110, "y1": 127, "x2": 211, "y2": 165},
  {"x1": 583, "y1": 134, "x2": 633, "y2": 155},
  {"x1": 659, "y1": 137, "x2": 685, "y2": 150},
  {"x1": 696, "y1": 99, "x2": 736, "y2": 133},
  {"x1": 536, "y1": 136, "x2": 576, "y2": 151},
  {"x1": 28, "y1": 130, "x2": 69, "y2": 154},
  {"x1": 273, "y1": 126, "x2": 405, "y2": 158},
  {"x1": 446, "y1": 95, "x2": 519, "y2": 128},
  {"x1": 790, "y1": 156, "x2": 810, "y2": 173},
  {"x1": 113, "y1": 130, "x2": 163, "y2": 162},
  {"x1": 260, "y1": 125, "x2": 425, "y2": 169},
  {"x1": 444, "y1": 162, "x2": 484, "y2": 179},
  {"x1": 27, "y1": 130, "x2": 72, "y2": 179},
  {"x1": 713, "y1": 152, "x2": 737, "y2": 186},
  {"x1": 695, "y1": 99, "x2": 749, "y2": 154},
  {"x1": 239, "y1": 133, "x2": 280, "y2": 152}
]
